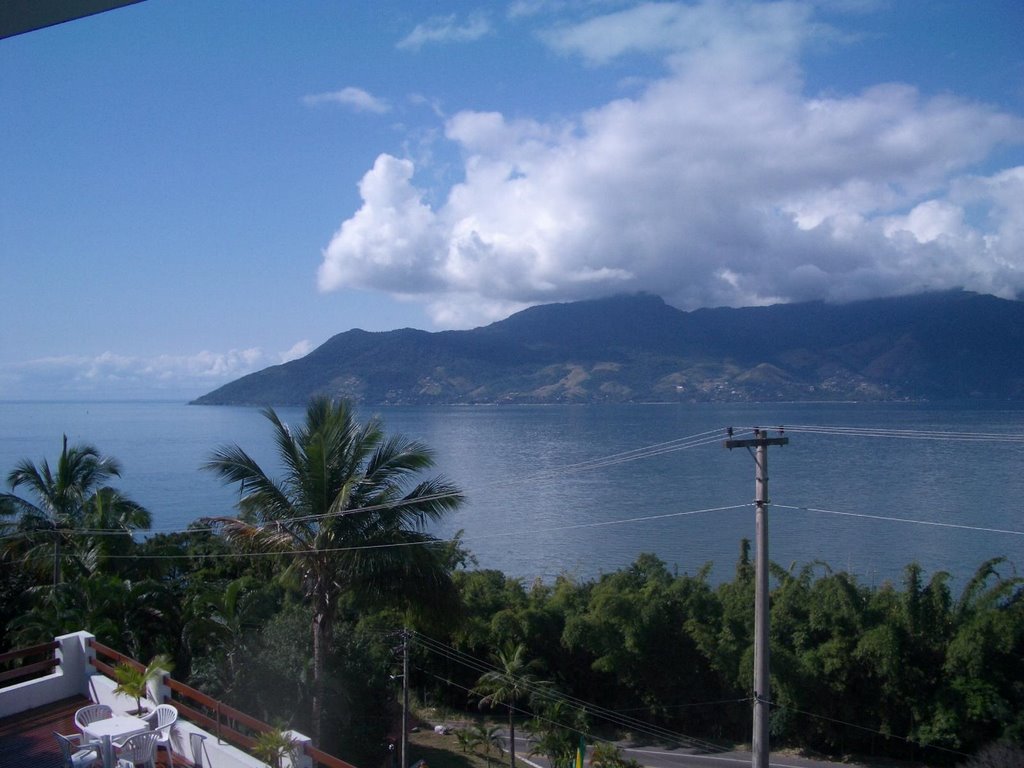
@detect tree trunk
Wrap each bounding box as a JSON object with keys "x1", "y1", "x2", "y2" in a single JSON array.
[
  {"x1": 311, "y1": 607, "x2": 327, "y2": 745},
  {"x1": 53, "y1": 535, "x2": 61, "y2": 586}
]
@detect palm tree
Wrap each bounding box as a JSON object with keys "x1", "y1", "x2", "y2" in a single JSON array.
[
  {"x1": 473, "y1": 642, "x2": 547, "y2": 768},
  {"x1": 1, "y1": 435, "x2": 146, "y2": 586},
  {"x1": 468, "y1": 722, "x2": 506, "y2": 767},
  {"x1": 202, "y1": 396, "x2": 464, "y2": 743},
  {"x1": 113, "y1": 653, "x2": 174, "y2": 714},
  {"x1": 252, "y1": 726, "x2": 298, "y2": 768},
  {"x1": 183, "y1": 577, "x2": 281, "y2": 697},
  {"x1": 587, "y1": 741, "x2": 640, "y2": 768},
  {"x1": 81, "y1": 487, "x2": 152, "y2": 569},
  {"x1": 529, "y1": 698, "x2": 587, "y2": 768}
]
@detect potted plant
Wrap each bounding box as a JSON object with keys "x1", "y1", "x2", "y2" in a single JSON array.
[
  {"x1": 112, "y1": 653, "x2": 173, "y2": 715},
  {"x1": 252, "y1": 727, "x2": 298, "y2": 768}
]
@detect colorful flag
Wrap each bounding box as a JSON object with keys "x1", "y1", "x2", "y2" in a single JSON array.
[{"x1": 575, "y1": 735, "x2": 586, "y2": 768}]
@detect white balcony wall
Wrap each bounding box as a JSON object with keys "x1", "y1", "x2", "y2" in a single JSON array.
[{"x1": 0, "y1": 630, "x2": 315, "y2": 768}]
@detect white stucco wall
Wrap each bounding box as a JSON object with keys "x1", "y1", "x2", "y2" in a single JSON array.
[{"x1": 0, "y1": 630, "x2": 94, "y2": 719}]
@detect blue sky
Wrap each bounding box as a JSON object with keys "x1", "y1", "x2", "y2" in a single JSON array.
[{"x1": 1, "y1": 0, "x2": 1022, "y2": 400}]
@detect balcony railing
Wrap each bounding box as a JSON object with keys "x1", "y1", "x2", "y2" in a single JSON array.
[
  {"x1": 1, "y1": 632, "x2": 357, "y2": 768},
  {"x1": 0, "y1": 640, "x2": 60, "y2": 686}
]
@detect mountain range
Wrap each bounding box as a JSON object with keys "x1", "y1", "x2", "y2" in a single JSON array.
[{"x1": 192, "y1": 290, "x2": 1024, "y2": 406}]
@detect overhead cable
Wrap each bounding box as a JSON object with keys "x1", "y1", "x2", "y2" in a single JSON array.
[
  {"x1": 408, "y1": 629, "x2": 728, "y2": 753},
  {"x1": 775, "y1": 504, "x2": 1024, "y2": 537}
]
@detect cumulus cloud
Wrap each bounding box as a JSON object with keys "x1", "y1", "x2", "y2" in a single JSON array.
[
  {"x1": 0, "y1": 348, "x2": 270, "y2": 399},
  {"x1": 320, "y1": 0, "x2": 1024, "y2": 327},
  {"x1": 303, "y1": 87, "x2": 390, "y2": 114},
  {"x1": 397, "y1": 13, "x2": 492, "y2": 50}
]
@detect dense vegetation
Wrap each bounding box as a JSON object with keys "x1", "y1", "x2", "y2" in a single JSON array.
[{"x1": 2, "y1": 412, "x2": 1023, "y2": 768}]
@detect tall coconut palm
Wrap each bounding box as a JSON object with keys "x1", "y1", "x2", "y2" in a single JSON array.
[
  {"x1": 474, "y1": 642, "x2": 547, "y2": 768},
  {"x1": 1, "y1": 435, "x2": 145, "y2": 586},
  {"x1": 202, "y1": 396, "x2": 464, "y2": 743}
]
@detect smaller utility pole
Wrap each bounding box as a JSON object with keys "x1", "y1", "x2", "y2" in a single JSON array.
[
  {"x1": 725, "y1": 427, "x2": 788, "y2": 768},
  {"x1": 402, "y1": 629, "x2": 410, "y2": 768}
]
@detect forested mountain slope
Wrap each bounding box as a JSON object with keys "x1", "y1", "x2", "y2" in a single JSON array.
[{"x1": 193, "y1": 291, "x2": 1024, "y2": 405}]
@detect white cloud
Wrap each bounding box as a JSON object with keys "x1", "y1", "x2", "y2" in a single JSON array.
[
  {"x1": 320, "y1": 0, "x2": 1024, "y2": 327},
  {"x1": 397, "y1": 13, "x2": 492, "y2": 50},
  {"x1": 302, "y1": 87, "x2": 390, "y2": 114},
  {"x1": 319, "y1": 154, "x2": 447, "y2": 294},
  {"x1": 540, "y1": 1, "x2": 813, "y2": 68},
  {"x1": 280, "y1": 340, "x2": 313, "y2": 363},
  {"x1": 0, "y1": 349, "x2": 270, "y2": 399},
  {"x1": 0, "y1": 341, "x2": 326, "y2": 399}
]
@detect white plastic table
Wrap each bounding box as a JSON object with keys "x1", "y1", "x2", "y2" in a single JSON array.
[{"x1": 82, "y1": 714, "x2": 149, "y2": 743}]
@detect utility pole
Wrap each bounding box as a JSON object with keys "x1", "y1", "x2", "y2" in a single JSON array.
[
  {"x1": 724, "y1": 427, "x2": 788, "y2": 768},
  {"x1": 402, "y1": 629, "x2": 410, "y2": 768}
]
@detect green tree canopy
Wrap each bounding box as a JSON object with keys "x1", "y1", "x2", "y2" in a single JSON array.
[
  {"x1": 1, "y1": 435, "x2": 149, "y2": 586},
  {"x1": 202, "y1": 396, "x2": 464, "y2": 744}
]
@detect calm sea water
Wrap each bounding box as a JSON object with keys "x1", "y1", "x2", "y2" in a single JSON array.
[{"x1": 1, "y1": 400, "x2": 1022, "y2": 588}]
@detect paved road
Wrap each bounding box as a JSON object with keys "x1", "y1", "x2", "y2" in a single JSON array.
[
  {"x1": 512, "y1": 734, "x2": 878, "y2": 768},
  {"x1": 615, "y1": 744, "x2": 869, "y2": 768}
]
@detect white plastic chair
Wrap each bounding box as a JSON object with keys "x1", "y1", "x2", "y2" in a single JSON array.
[
  {"x1": 114, "y1": 731, "x2": 159, "y2": 768},
  {"x1": 54, "y1": 731, "x2": 101, "y2": 768},
  {"x1": 144, "y1": 703, "x2": 178, "y2": 762},
  {"x1": 74, "y1": 704, "x2": 113, "y2": 731},
  {"x1": 190, "y1": 732, "x2": 208, "y2": 767}
]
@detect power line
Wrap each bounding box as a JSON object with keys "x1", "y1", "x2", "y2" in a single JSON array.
[
  {"x1": 412, "y1": 627, "x2": 965, "y2": 763},
  {"x1": 781, "y1": 424, "x2": 1024, "y2": 443},
  {"x1": 10, "y1": 492, "x2": 1022, "y2": 562},
  {"x1": 408, "y1": 629, "x2": 730, "y2": 754},
  {"x1": 770, "y1": 702, "x2": 969, "y2": 759},
  {"x1": 3, "y1": 501, "x2": 750, "y2": 559},
  {"x1": 16, "y1": 421, "x2": 1021, "y2": 540},
  {"x1": 610, "y1": 697, "x2": 752, "y2": 712},
  {"x1": 7, "y1": 423, "x2": 1022, "y2": 565},
  {"x1": 775, "y1": 504, "x2": 1024, "y2": 537},
  {"x1": 15, "y1": 428, "x2": 726, "y2": 538},
  {"x1": 412, "y1": 663, "x2": 738, "y2": 761}
]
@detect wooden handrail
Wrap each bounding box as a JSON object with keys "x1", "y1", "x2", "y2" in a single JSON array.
[
  {"x1": 166, "y1": 677, "x2": 219, "y2": 709},
  {"x1": 212, "y1": 700, "x2": 270, "y2": 734},
  {"x1": 167, "y1": 676, "x2": 269, "y2": 732},
  {"x1": 0, "y1": 640, "x2": 59, "y2": 665},
  {"x1": 0, "y1": 657, "x2": 59, "y2": 684},
  {"x1": 88, "y1": 639, "x2": 144, "y2": 671},
  {"x1": 167, "y1": 674, "x2": 268, "y2": 750},
  {"x1": 89, "y1": 657, "x2": 118, "y2": 678},
  {"x1": 0, "y1": 640, "x2": 61, "y2": 688},
  {"x1": 306, "y1": 743, "x2": 360, "y2": 768},
  {"x1": 171, "y1": 700, "x2": 219, "y2": 733},
  {"x1": 82, "y1": 639, "x2": 360, "y2": 768}
]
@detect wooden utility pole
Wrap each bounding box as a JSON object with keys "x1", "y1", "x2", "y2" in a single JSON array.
[
  {"x1": 724, "y1": 427, "x2": 788, "y2": 768},
  {"x1": 402, "y1": 629, "x2": 410, "y2": 768}
]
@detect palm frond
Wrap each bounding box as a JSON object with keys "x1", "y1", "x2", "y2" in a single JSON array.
[
  {"x1": 203, "y1": 444, "x2": 292, "y2": 520},
  {"x1": 263, "y1": 407, "x2": 306, "y2": 487},
  {"x1": 203, "y1": 515, "x2": 312, "y2": 554}
]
